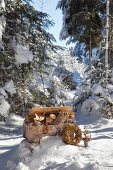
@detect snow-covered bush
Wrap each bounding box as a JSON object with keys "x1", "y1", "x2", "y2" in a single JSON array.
[
  {"x1": 81, "y1": 98, "x2": 99, "y2": 116},
  {"x1": 75, "y1": 81, "x2": 113, "y2": 118},
  {"x1": 73, "y1": 62, "x2": 113, "y2": 119}
]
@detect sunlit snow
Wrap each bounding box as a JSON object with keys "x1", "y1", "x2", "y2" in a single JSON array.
[{"x1": 15, "y1": 45, "x2": 33, "y2": 64}]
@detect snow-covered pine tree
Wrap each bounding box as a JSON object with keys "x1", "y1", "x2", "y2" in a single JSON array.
[
  {"x1": 29, "y1": 48, "x2": 83, "y2": 107},
  {"x1": 0, "y1": 0, "x2": 56, "y2": 117},
  {"x1": 57, "y1": 0, "x2": 105, "y2": 64}
]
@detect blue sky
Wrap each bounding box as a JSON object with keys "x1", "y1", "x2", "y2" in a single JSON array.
[{"x1": 33, "y1": 0, "x2": 67, "y2": 47}]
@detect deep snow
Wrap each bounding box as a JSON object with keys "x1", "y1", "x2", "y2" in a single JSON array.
[{"x1": 0, "y1": 112, "x2": 113, "y2": 170}]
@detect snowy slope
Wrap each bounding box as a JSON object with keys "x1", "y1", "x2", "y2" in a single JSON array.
[{"x1": 0, "y1": 113, "x2": 113, "y2": 170}]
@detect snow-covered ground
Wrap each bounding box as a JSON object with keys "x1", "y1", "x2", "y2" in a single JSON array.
[
  {"x1": 0, "y1": 115, "x2": 24, "y2": 170},
  {"x1": 0, "y1": 112, "x2": 113, "y2": 170}
]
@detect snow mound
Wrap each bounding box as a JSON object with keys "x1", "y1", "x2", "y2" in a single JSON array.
[
  {"x1": 15, "y1": 120, "x2": 113, "y2": 170},
  {"x1": 17, "y1": 137, "x2": 84, "y2": 170},
  {"x1": 81, "y1": 98, "x2": 99, "y2": 116},
  {"x1": 92, "y1": 84, "x2": 105, "y2": 96}
]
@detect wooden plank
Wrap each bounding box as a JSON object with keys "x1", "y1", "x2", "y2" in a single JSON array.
[{"x1": 27, "y1": 106, "x2": 73, "y2": 118}]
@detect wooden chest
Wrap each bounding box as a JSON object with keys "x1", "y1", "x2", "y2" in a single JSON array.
[{"x1": 23, "y1": 106, "x2": 75, "y2": 143}]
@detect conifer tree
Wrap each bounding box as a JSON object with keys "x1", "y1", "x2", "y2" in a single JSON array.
[
  {"x1": 0, "y1": 0, "x2": 56, "y2": 116},
  {"x1": 57, "y1": 0, "x2": 105, "y2": 64}
]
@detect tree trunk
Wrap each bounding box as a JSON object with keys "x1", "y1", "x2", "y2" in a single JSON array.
[
  {"x1": 40, "y1": 70, "x2": 46, "y2": 94},
  {"x1": 108, "y1": 13, "x2": 113, "y2": 69},
  {"x1": 105, "y1": 0, "x2": 109, "y2": 82},
  {"x1": 21, "y1": 64, "x2": 27, "y2": 117},
  {"x1": 89, "y1": 36, "x2": 92, "y2": 64}
]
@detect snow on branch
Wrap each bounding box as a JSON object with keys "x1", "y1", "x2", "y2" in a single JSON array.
[
  {"x1": 4, "y1": 80, "x2": 16, "y2": 95},
  {"x1": 15, "y1": 44, "x2": 33, "y2": 64}
]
